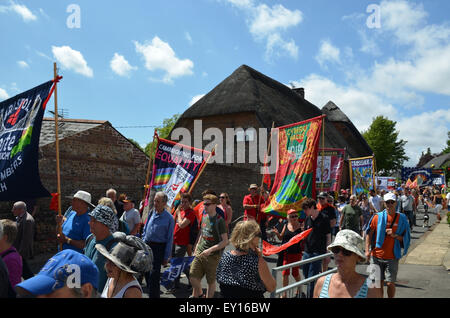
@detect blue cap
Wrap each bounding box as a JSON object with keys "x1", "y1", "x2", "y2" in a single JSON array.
[{"x1": 16, "y1": 250, "x2": 99, "y2": 296}]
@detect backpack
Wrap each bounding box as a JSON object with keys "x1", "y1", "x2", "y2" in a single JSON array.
[{"x1": 85, "y1": 234, "x2": 118, "y2": 252}]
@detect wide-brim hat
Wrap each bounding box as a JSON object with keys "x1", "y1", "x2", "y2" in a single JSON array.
[
  {"x1": 249, "y1": 184, "x2": 259, "y2": 189},
  {"x1": 66, "y1": 190, "x2": 95, "y2": 208},
  {"x1": 327, "y1": 229, "x2": 365, "y2": 261},
  {"x1": 96, "y1": 242, "x2": 138, "y2": 274},
  {"x1": 317, "y1": 192, "x2": 328, "y2": 198}
]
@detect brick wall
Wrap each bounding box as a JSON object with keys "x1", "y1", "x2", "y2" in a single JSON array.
[{"x1": 0, "y1": 122, "x2": 150, "y2": 255}]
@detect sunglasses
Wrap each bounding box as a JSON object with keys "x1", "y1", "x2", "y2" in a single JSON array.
[
  {"x1": 219, "y1": 196, "x2": 226, "y2": 199},
  {"x1": 203, "y1": 202, "x2": 214, "y2": 206},
  {"x1": 288, "y1": 214, "x2": 298, "y2": 218},
  {"x1": 330, "y1": 246, "x2": 353, "y2": 256},
  {"x1": 386, "y1": 200, "x2": 396, "y2": 205}
]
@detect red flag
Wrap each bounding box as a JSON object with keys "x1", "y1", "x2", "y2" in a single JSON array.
[
  {"x1": 262, "y1": 228, "x2": 312, "y2": 256},
  {"x1": 49, "y1": 193, "x2": 59, "y2": 212}
]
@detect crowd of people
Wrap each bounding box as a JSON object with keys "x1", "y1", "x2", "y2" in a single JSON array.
[{"x1": 0, "y1": 183, "x2": 448, "y2": 298}]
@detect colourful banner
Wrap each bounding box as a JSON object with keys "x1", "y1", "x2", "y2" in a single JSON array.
[
  {"x1": 375, "y1": 176, "x2": 396, "y2": 191},
  {"x1": 0, "y1": 80, "x2": 56, "y2": 201},
  {"x1": 262, "y1": 115, "x2": 324, "y2": 218},
  {"x1": 401, "y1": 167, "x2": 432, "y2": 187},
  {"x1": 315, "y1": 148, "x2": 345, "y2": 193},
  {"x1": 349, "y1": 156, "x2": 376, "y2": 196},
  {"x1": 263, "y1": 228, "x2": 312, "y2": 256},
  {"x1": 150, "y1": 137, "x2": 211, "y2": 207}
]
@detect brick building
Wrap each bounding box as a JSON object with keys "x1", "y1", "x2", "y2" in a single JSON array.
[
  {"x1": 0, "y1": 118, "x2": 149, "y2": 254},
  {"x1": 170, "y1": 65, "x2": 372, "y2": 219}
]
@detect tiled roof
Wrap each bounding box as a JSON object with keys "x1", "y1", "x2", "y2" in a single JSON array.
[{"x1": 39, "y1": 118, "x2": 107, "y2": 147}]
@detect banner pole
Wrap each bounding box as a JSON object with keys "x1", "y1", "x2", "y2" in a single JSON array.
[
  {"x1": 258, "y1": 122, "x2": 275, "y2": 216},
  {"x1": 321, "y1": 117, "x2": 325, "y2": 193},
  {"x1": 188, "y1": 144, "x2": 216, "y2": 195},
  {"x1": 53, "y1": 62, "x2": 63, "y2": 251}
]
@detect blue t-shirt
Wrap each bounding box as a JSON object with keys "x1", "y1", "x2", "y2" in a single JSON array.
[
  {"x1": 84, "y1": 234, "x2": 117, "y2": 292},
  {"x1": 61, "y1": 209, "x2": 91, "y2": 253}
]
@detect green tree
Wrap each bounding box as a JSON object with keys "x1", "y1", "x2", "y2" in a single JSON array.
[
  {"x1": 127, "y1": 138, "x2": 144, "y2": 152},
  {"x1": 144, "y1": 114, "x2": 180, "y2": 159},
  {"x1": 443, "y1": 131, "x2": 450, "y2": 154},
  {"x1": 362, "y1": 116, "x2": 409, "y2": 175}
]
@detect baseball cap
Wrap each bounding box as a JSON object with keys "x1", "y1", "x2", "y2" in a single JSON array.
[
  {"x1": 122, "y1": 196, "x2": 135, "y2": 204},
  {"x1": 317, "y1": 192, "x2": 328, "y2": 198},
  {"x1": 15, "y1": 250, "x2": 99, "y2": 296},
  {"x1": 383, "y1": 192, "x2": 397, "y2": 202},
  {"x1": 249, "y1": 184, "x2": 258, "y2": 189}
]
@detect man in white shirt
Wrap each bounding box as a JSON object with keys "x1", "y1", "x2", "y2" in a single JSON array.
[
  {"x1": 369, "y1": 189, "x2": 383, "y2": 213},
  {"x1": 121, "y1": 197, "x2": 141, "y2": 235}
]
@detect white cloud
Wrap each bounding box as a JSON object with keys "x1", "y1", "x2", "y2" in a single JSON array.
[
  {"x1": 52, "y1": 45, "x2": 94, "y2": 78},
  {"x1": 222, "y1": 1, "x2": 302, "y2": 60},
  {"x1": 316, "y1": 40, "x2": 341, "y2": 68},
  {"x1": 0, "y1": 1, "x2": 37, "y2": 22},
  {"x1": 0, "y1": 88, "x2": 9, "y2": 101},
  {"x1": 189, "y1": 94, "x2": 205, "y2": 106},
  {"x1": 185, "y1": 32, "x2": 193, "y2": 45},
  {"x1": 397, "y1": 109, "x2": 450, "y2": 165},
  {"x1": 17, "y1": 60, "x2": 29, "y2": 68},
  {"x1": 110, "y1": 53, "x2": 137, "y2": 77},
  {"x1": 134, "y1": 36, "x2": 194, "y2": 84},
  {"x1": 291, "y1": 74, "x2": 397, "y2": 132}
]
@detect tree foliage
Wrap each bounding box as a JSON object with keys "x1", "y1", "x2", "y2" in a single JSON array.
[
  {"x1": 443, "y1": 131, "x2": 450, "y2": 154},
  {"x1": 362, "y1": 116, "x2": 409, "y2": 175},
  {"x1": 144, "y1": 114, "x2": 180, "y2": 159}
]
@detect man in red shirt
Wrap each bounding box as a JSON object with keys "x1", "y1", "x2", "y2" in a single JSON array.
[
  {"x1": 171, "y1": 193, "x2": 196, "y2": 289},
  {"x1": 242, "y1": 184, "x2": 267, "y2": 241}
]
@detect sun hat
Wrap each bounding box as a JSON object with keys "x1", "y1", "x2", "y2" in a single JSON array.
[
  {"x1": 317, "y1": 191, "x2": 328, "y2": 198},
  {"x1": 249, "y1": 184, "x2": 259, "y2": 189},
  {"x1": 88, "y1": 205, "x2": 119, "y2": 233},
  {"x1": 327, "y1": 229, "x2": 365, "y2": 261},
  {"x1": 66, "y1": 190, "x2": 95, "y2": 208},
  {"x1": 95, "y1": 234, "x2": 153, "y2": 274},
  {"x1": 15, "y1": 249, "x2": 99, "y2": 296},
  {"x1": 383, "y1": 192, "x2": 397, "y2": 202}
]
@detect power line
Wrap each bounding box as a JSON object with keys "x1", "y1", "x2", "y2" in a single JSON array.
[{"x1": 115, "y1": 125, "x2": 159, "y2": 129}]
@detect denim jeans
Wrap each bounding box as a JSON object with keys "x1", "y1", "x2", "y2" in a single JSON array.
[{"x1": 301, "y1": 251, "x2": 322, "y2": 298}]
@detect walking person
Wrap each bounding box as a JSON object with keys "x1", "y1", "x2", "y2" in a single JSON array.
[
  {"x1": 189, "y1": 194, "x2": 228, "y2": 298},
  {"x1": 11, "y1": 201, "x2": 35, "y2": 279},
  {"x1": 365, "y1": 192, "x2": 411, "y2": 298},
  {"x1": 301, "y1": 198, "x2": 331, "y2": 298},
  {"x1": 97, "y1": 234, "x2": 153, "y2": 298},
  {"x1": 314, "y1": 230, "x2": 381, "y2": 298},
  {"x1": 273, "y1": 209, "x2": 303, "y2": 298},
  {"x1": 120, "y1": 196, "x2": 141, "y2": 236},
  {"x1": 218, "y1": 193, "x2": 233, "y2": 230},
  {"x1": 339, "y1": 195, "x2": 363, "y2": 235},
  {"x1": 359, "y1": 194, "x2": 373, "y2": 231},
  {"x1": 216, "y1": 220, "x2": 276, "y2": 298},
  {"x1": 141, "y1": 191, "x2": 175, "y2": 298},
  {"x1": 401, "y1": 188, "x2": 415, "y2": 230},
  {"x1": 317, "y1": 192, "x2": 336, "y2": 272},
  {"x1": 243, "y1": 184, "x2": 267, "y2": 241}
]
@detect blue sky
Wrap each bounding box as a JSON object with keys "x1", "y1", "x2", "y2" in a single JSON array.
[{"x1": 0, "y1": 0, "x2": 449, "y2": 167}]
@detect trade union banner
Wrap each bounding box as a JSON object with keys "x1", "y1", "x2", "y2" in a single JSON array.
[
  {"x1": 0, "y1": 80, "x2": 56, "y2": 201},
  {"x1": 349, "y1": 156, "x2": 376, "y2": 196},
  {"x1": 150, "y1": 137, "x2": 211, "y2": 207},
  {"x1": 376, "y1": 176, "x2": 396, "y2": 191},
  {"x1": 315, "y1": 148, "x2": 345, "y2": 193},
  {"x1": 401, "y1": 167, "x2": 432, "y2": 187},
  {"x1": 262, "y1": 115, "x2": 324, "y2": 218}
]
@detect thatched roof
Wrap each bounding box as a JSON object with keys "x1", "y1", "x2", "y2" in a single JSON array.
[
  {"x1": 422, "y1": 152, "x2": 450, "y2": 169},
  {"x1": 180, "y1": 65, "x2": 321, "y2": 129},
  {"x1": 176, "y1": 64, "x2": 372, "y2": 159}
]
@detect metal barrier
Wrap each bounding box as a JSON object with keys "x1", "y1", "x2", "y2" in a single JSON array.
[{"x1": 270, "y1": 252, "x2": 337, "y2": 298}]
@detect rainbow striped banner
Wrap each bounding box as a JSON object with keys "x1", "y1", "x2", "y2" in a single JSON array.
[
  {"x1": 262, "y1": 115, "x2": 324, "y2": 218},
  {"x1": 150, "y1": 137, "x2": 210, "y2": 206}
]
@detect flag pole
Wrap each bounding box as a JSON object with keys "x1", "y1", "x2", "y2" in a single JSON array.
[
  {"x1": 321, "y1": 117, "x2": 325, "y2": 193},
  {"x1": 188, "y1": 144, "x2": 216, "y2": 195},
  {"x1": 258, "y1": 122, "x2": 275, "y2": 213},
  {"x1": 53, "y1": 62, "x2": 63, "y2": 251}
]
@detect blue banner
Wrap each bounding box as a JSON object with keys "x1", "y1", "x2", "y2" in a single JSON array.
[
  {"x1": 160, "y1": 256, "x2": 194, "y2": 288},
  {"x1": 401, "y1": 167, "x2": 432, "y2": 186},
  {"x1": 0, "y1": 80, "x2": 54, "y2": 201}
]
